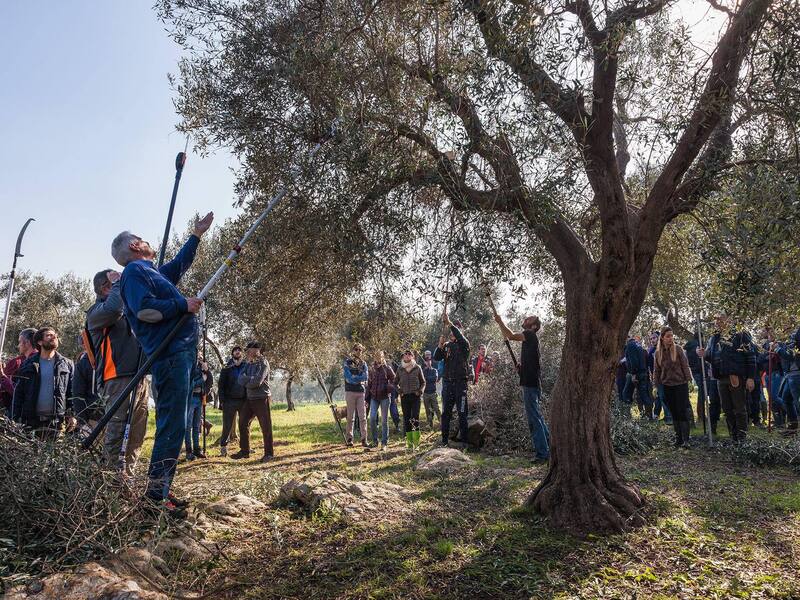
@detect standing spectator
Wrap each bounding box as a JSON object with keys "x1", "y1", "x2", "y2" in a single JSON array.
[
  {"x1": 11, "y1": 327, "x2": 75, "y2": 439},
  {"x1": 217, "y1": 346, "x2": 246, "y2": 456},
  {"x1": 775, "y1": 327, "x2": 800, "y2": 435},
  {"x1": 698, "y1": 314, "x2": 757, "y2": 442},
  {"x1": 434, "y1": 313, "x2": 471, "y2": 448},
  {"x1": 648, "y1": 330, "x2": 672, "y2": 423},
  {"x1": 365, "y1": 350, "x2": 395, "y2": 451},
  {"x1": 72, "y1": 350, "x2": 104, "y2": 426},
  {"x1": 684, "y1": 331, "x2": 707, "y2": 426},
  {"x1": 615, "y1": 356, "x2": 629, "y2": 413},
  {"x1": 1, "y1": 328, "x2": 38, "y2": 412},
  {"x1": 233, "y1": 341, "x2": 273, "y2": 462},
  {"x1": 388, "y1": 355, "x2": 402, "y2": 433},
  {"x1": 471, "y1": 344, "x2": 489, "y2": 383},
  {"x1": 395, "y1": 349, "x2": 425, "y2": 450},
  {"x1": 86, "y1": 269, "x2": 149, "y2": 477},
  {"x1": 492, "y1": 311, "x2": 550, "y2": 463},
  {"x1": 653, "y1": 326, "x2": 693, "y2": 447},
  {"x1": 623, "y1": 336, "x2": 653, "y2": 420},
  {"x1": 421, "y1": 350, "x2": 441, "y2": 428},
  {"x1": 112, "y1": 211, "x2": 213, "y2": 515},
  {"x1": 343, "y1": 343, "x2": 369, "y2": 448},
  {"x1": 185, "y1": 356, "x2": 206, "y2": 460}
]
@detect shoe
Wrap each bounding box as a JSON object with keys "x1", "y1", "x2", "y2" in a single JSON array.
[
  {"x1": 193, "y1": 451, "x2": 207, "y2": 459},
  {"x1": 346, "y1": 438, "x2": 354, "y2": 447},
  {"x1": 406, "y1": 432, "x2": 413, "y2": 449},
  {"x1": 220, "y1": 446, "x2": 227, "y2": 457},
  {"x1": 167, "y1": 492, "x2": 190, "y2": 508},
  {"x1": 380, "y1": 444, "x2": 387, "y2": 452},
  {"x1": 186, "y1": 454, "x2": 196, "y2": 461},
  {"x1": 230, "y1": 450, "x2": 251, "y2": 460},
  {"x1": 261, "y1": 454, "x2": 273, "y2": 463},
  {"x1": 412, "y1": 430, "x2": 420, "y2": 449},
  {"x1": 141, "y1": 496, "x2": 187, "y2": 520},
  {"x1": 531, "y1": 456, "x2": 549, "y2": 465},
  {"x1": 361, "y1": 440, "x2": 370, "y2": 448}
]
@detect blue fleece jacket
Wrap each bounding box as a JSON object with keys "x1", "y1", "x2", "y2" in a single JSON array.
[
  {"x1": 120, "y1": 235, "x2": 200, "y2": 359},
  {"x1": 624, "y1": 339, "x2": 647, "y2": 375}
]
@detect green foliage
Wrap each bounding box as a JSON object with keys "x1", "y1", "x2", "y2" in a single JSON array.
[{"x1": 0, "y1": 271, "x2": 92, "y2": 361}]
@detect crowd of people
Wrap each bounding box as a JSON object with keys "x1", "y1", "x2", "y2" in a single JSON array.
[{"x1": 618, "y1": 317, "x2": 800, "y2": 446}]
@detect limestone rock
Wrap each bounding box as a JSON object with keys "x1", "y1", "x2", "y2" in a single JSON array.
[
  {"x1": 415, "y1": 447, "x2": 474, "y2": 474},
  {"x1": 3, "y1": 561, "x2": 167, "y2": 600},
  {"x1": 280, "y1": 471, "x2": 414, "y2": 520},
  {"x1": 205, "y1": 494, "x2": 266, "y2": 521}
]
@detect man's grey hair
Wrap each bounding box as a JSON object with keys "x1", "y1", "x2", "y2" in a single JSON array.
[{"x1": 111, "y1": 231, "x2": 138, "y2": 266}]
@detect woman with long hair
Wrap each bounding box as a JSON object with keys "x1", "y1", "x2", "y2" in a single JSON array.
[{"x1": 653, "y1": 326, "x2": 693, "y2": 447}]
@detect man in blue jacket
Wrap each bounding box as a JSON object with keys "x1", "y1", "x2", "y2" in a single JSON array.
[
  {"x1": 343, "y1": 343, "x2": 369, "y2": 447},
  {"x1": 623, "y1": 336, "x2": 653, "y2": 420},
  {"x1": 111, "y1": 211, "x2": 213, "y2": 514}
]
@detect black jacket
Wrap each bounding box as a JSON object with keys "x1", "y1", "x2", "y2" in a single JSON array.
[
  {"x1": 11, "y1": 352, "x2": 74, "y2": 427},
  {"x1": 433, "y1": 325, "x2": 471, "y2": 382},
  {"x1": 72, "y1": 353, "x2": 104, "y2": 423},
  {"x1": 706, "y1": 329, "x2": 757, "y2": 379},
  {"x1": 218, "y1": 360, "x2": 247, "y2": 402}
]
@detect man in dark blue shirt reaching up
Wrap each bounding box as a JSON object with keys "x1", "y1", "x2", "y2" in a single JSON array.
[{"x1": 111, "y1": 211, "x2": 213, "y2": 515}]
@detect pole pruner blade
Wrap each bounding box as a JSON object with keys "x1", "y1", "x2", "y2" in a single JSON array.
[{"x1": 14, "y1": 218, "x2": 35, "y2": 258}]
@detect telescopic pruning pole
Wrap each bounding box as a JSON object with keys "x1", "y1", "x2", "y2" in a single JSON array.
[
  {"x1": 201, "y1": 304, "x2": 208, "y2": 456},
  {"x1": 0, "y1": 218, "x2": 34, "y2": 362},
  {"x1": 767, "y1": 345, "x2": 773, "y2": 433},
  {"x1": 481, "y1": 282, "x2": 519, "y2": 370},
  {"x1": 117, "y1": 151, "x2": 188, "y2": 471},
  {"x1": 696, "y1": 314, "x2": 714, "y2": 448},
  {"x1": 83, "y1": 121, "x2": 339, "y2": 450}
]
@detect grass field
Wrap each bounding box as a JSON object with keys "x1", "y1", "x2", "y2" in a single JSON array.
[{"x1": 135, "y1": 400, "x2": 800, "y2": 599}]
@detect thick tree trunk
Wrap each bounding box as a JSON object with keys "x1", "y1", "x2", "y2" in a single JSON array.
[
  {"x1": 286, "y1": 374, "x2": 296, "y2": 411},
  {"x1": 528, "y1": 274, "x2": 646, "y2": 534}
]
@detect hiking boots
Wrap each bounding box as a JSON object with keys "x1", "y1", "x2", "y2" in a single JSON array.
[
  {"x1": 141, "y1": 496, "x2": 188, "y2": 520},
  {"x1": 167, "y1": 492, "x2": 190, "y2": 508},
  {"x1": 346, "y1": 438, "x2": 354, "y2": 447},
  {"x1": 220, "y1": 446, "x2": 228, "y2": 457},
  {"x1": 230, "y1": 450, "x2": 251, "y2": 460},
  {"x1": 261, "y1": 454, "x2": 273, "y2": 463}
]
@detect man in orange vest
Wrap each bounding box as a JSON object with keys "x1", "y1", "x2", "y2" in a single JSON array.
[{"x1": 86, "y1": 269, "x2": 150, "y2": 478}]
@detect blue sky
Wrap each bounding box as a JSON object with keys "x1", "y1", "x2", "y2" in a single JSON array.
[{"x1": 0, "y1": 1, "x2": 238, "y2": 283}]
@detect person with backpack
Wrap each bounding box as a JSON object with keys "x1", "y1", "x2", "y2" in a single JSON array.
[
  {"x1": 395, "y1": 349, "x2": 425, "y2": 450},
  {"x1": 698, "y1": 314, "x2": 757, "y2": 442},
  {"x1": 433, "y1": 312, "x2": 471, "y2": 448},
  {"x1": 653, "y1": 326, "x2": 693, "y2": 447},
  {"x1": 86, "y1": 269, "x2": 150, "y2": 478},
  {"x1": 217, "y1": 345, "x2": 247, "y2": 456}
]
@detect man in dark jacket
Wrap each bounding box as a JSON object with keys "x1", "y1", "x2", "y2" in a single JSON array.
[
  {"x1": 1, "y1": 327, "x2": 37, "y2": 411},
  {"x1": 775, "y1": 327, "x2": 800, "y2": 434},
  {"x1": 86, "y1": 269, "x2": 149, "y2": 477},
  {"x1": 218, "y1": 346, "x2": 246, "y2": 456},
  {"x1": 493, "y1": 311, "x2": 550, "y2": 462},
  {"x1": 699, "y1": 314, "x2": 757, "y2": 442},
  {"x1": 433, "y1": 312, "x2": 471, "y2": 447},
  {"x1": 72, "y1": 351, "x2": 104, "y2": 426},
  {"x1": 623, "y1": 337, "x2": 653, "y2": 420},
  {"x1": 11, "y1": 327, "x2": 75, "y2": 439},
  {"x1": 234, "y1": 341, "x2": 273, "y2": 462},
  {"x1": 111, "y1": 211, "x2": 213, "y2": 511},
  {"x1": 422, "y1": 350, "x2": 441, "y2": 428}
]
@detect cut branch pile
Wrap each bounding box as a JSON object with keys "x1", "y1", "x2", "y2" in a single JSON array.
[{"x1": 0, "y1": 418, "x2": 156, "y2": 587}]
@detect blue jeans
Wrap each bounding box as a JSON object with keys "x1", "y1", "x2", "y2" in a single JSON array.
[
  {"x1": 654, "y1": 383, "x2": 672, "y2": 420},
  {"x1": 770, "y1": 372, "x2": 785, "y2": 412},
  {"x1": 146, "y1": 349, "x2": 194, "y2": 501},
  {"x1": 522, "y1": 386, "x2": 550, "y2": 459},
  {"x1": 185, "y1": 393, "x2": 203, "y2": 455},
  {"x1": 785, "y1": 374, "x2": 800, "y2": 423},
  {"x1": 370, "y1": 398, "x2": 390, "y2": 446}
]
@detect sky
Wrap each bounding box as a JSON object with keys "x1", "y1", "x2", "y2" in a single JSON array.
[{"x1": 0, "y1": 1, "x2": 239, "y2": 285}]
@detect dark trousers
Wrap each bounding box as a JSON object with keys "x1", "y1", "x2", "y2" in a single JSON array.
[
  {"x1": 718, "y1": 377, "x2": 749, "y2": 441},
  {"x1": 663, "y1": 383, "x2": 691, "y2": 423},
  {"x1": 708, "y1": 379, "x2": 721, "y2": 430},
  {"x1": 623, "y1": 372, "x2": 653, "y2": 418},
  {"x1": 219, "y1": 400, "x2": 242, "y2": 447},
  {"x1": 441, "y1": 379, "x2": 468, "y2": 444},
  {"x1": 239, "y1": 397, "x2": 273, "y2": 456},
  {"x1": 400, "y1": 393, "x2": 421, "y2": 433}
]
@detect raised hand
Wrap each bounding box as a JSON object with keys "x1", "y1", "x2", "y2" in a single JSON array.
[{"x1": 193, "y1": 212, "x2": 215, "y2": 237}]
